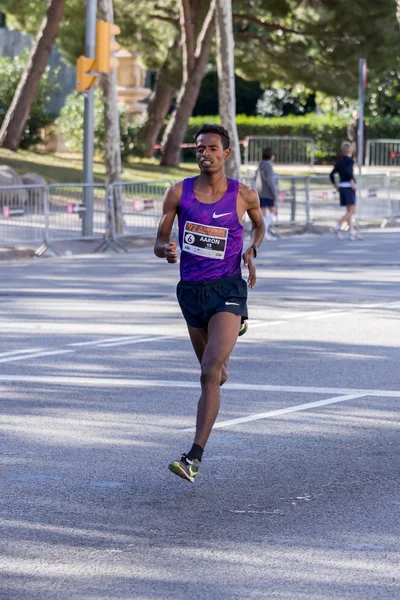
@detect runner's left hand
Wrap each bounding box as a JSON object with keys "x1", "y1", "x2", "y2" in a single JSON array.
[{"x1": 243, "y1": 248, "x2": 256, "y2": 288}]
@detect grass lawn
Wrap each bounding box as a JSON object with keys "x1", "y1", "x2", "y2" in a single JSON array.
[
  {"x1": 0, "y1": 149, "x2": 200, "y2": 184},
  {"x1": 0, "y1": 148, "x2": 332, "y2": 185}
]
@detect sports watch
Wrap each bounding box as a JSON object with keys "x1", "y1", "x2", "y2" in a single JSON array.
[{"x1": 250, "y1": 244, "x2": 258, "y2": 258}]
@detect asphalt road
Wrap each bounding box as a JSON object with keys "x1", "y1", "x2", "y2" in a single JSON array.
[{"x1": 0, "y1": 230, "x2": 399, "y2": 600}]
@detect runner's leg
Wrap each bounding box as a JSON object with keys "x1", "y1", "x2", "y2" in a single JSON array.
[
  {"x1": 187, "y1": 325, "x2": 229, "y2": 385},
  {"x1": 338, "y1": 209, "x2": 350, "y2": 228},
  {"x1": 193, "y1": 312, "x2": 241, "y2": 449},
  {"x1": 347, "y1": 204, "x2": 356, "y2": 228}
]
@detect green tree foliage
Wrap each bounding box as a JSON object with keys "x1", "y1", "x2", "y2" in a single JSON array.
[
  {"x1": 3, "y1": 0, "x2": 177, "y2": 67},
  {"x1": 256, "y1": 86, "x2": 317, "y2": 117},
  {"x1": 232, "y1": 0, "x2": 400, "y2": 98},
  {"x1": 368, "y1": 69, "x2": 400, "y2": 117},
  {"x1": 193, "y1": 71, "x2": 263, "y2": 116},
  {"x1": 0, "y1": 51, "x2": 58, "y2": 147},
  {"x1": 3, "y1": 0, "x2": 85, "y2": 63},
  {"x1": 57, "y1": 90, "x2": 145, "y2": 158},
  {"x1": 5, "y1": 0, "x2": 399, "y2": 100}
]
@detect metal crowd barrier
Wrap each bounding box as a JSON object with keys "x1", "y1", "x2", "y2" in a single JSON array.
[
  {"x1": 244, "y1": 135, "x2": 315, "y2": 166},
  {"x1": 306, "y1": 173, "x2": 400, "y2": 226},
  {"x1": 276, "y1": 176, "x2": 308, "y2": 225},
  {"x1": 239, "y1": 173, "x2": 400, "y2": 227},
  {"x1": 110, "y1": 180, "x2": 173, "y2": 240},
  {"x1": 1, "y1": 175, "x2": 399, "y2": 252},
  {"x1": 0, "y1": 185, "x2": 48, "y2": 246},
  {"x1": 384, "y1": 174, "x2": 400, "y2": 224},
  {"x1": 307, "y1": 175, "x2": 343, "y2": 223},
  {"x1": 366, "y1": 139, "x2": 400, "y2": 167},
  {"x1": 242, "y1": 173, "x2": 308, "y2": 225},
  {"x1": 47, "y1": 183, "x2": 107, "y2": 242}
]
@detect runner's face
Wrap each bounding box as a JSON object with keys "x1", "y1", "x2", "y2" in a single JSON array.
[{"x1": 196, "y1": 133, "x2": 231, "y2": 174}]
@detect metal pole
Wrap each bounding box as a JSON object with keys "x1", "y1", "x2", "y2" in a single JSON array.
[
  {"x1": 358, "y1": 58, "x2": 367, "y2": 177},
  {"x1": 305, "y1": 177, "x2": 311, "y2": 226},
  {"x1": 83, "y1": 0, "x2": 97, "y2": 237},
  {"x1": 290, "y1": 178, "x2": 296, "y2": 224}
]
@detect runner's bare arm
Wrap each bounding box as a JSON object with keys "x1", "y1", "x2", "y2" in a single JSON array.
[
  {"x1": 154, "y1": 183, "x2": 182, "y2": 263},
  {"x1": 238, "y1": 185, "x2": 265, "y2": 288}
]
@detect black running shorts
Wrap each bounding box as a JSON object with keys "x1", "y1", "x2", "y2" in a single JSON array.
[
  {"x1": 339, "y1": 187, "x2": 356, "y2": 206},
  {"x1": 177, "y1": 274, "x2": 248, "y2": 330},
  {"x1": 260, "y1": 197, "x2": 275, "y2": 208}
]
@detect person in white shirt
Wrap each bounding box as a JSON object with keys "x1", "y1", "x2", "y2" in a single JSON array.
[{"x1": 255, "y1": 147, "x2": 278, "y2": 241}]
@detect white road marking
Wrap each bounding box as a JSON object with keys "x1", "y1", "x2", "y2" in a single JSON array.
[
  {"x1": 330, "y1": 249, "x2": 369, "y2": 254},
  {"x1": 0, "y1": 348, "x2": 43, "y2": 358},
  {"x1": 253, "y1": 309, "x2": 344, "y2": 328},
  {"x1": 303, "y1": 311, "x2": 347, "y2": 320},
  {"x1": 0, "y1": 350, "x2": 76, "y2": 364},
  {"x1": 68, "y1": 336, "x2": 151, "y2": 347},
  {"x1": 97, "y1": 335, "x2": 172, "y2": 347},
  {"x1": 252, "y1": 301, "x2": 400, "y2": 329},
  {"x1": 181, "y1": 394, "x2": 366, "y2": 431},
  {"x1": 1, "y1": 300, "x2": 398, "y2": 364},
  {"x1": 0, "y1": 376, "x2": 399, "y2": 399}
]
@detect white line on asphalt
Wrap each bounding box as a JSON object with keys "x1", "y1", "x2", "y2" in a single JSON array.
[
  {"x1": 329, "y1": 249, "x2": 369, "y2": 254},
  {"x1": 252, "y1": 301, "x2": 400, "y2": 329},
  {"x1": 68, "y1": 336, "x2": 150, "y2": 347},
  {"x1": 0, "y1": 350, "x2": 76, "y2": 364},
  {"x1": 0, "y1": 376, "x2": 399, "y2": 398},
  {"x1": 181, "y1": 394, "x2": 367, "y2": 431},
  {"x1": 97, "y1": 335, "x2": 172, "y2": 348},
  {"x1": 1, "y1": 300, "x2": 398, "y2": 364},
  {"x1": 303, "y1": 311, "x2": 347, "y2": 320},
  {"x1": 253, "y1": 309, "x2": 344, "y2": 327},
  {"x1": 0, "y1": 348, "x2": 43, "y2": 358}
]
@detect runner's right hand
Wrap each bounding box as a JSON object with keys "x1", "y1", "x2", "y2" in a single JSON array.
[{"x1": 165, "y1": 241, "x2": 178, "y2": 263}]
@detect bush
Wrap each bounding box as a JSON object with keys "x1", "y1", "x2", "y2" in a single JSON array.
[
  {"x1": 57, "y1": 89, "x2": 105, "y2": 152},
  {"x1": 57, "y1": 90, "x2": 146, "y2": 158},
  {"x1": 185, "y1": 114, "x2": 400, "y2": 162},
  {"x1": 0, "y1": 52, "x2": 59, "y2": 148}
]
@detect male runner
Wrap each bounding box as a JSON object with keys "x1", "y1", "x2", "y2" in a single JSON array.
[
  {"x1": 154, "y1": 124, "x2": 265, "y2": 483},
  {"x1": 330, "y1": 141, "x2": 362, "y2": 241}
]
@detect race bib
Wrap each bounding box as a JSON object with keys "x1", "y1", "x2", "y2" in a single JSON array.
[{"x1": 183, "y1": 220, "x2": 228, "y2": 260}]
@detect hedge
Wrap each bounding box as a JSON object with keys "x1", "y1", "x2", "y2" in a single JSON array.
[{"x1": 185, "y1": 114, "x2": 400, "y2": 162}]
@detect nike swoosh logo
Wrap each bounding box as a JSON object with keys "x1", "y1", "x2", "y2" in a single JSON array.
[
  {"x1": 213, "y1": 211, "x2": 231, "y2": 219},
  {"x1": 225, "y1": 302, "x2": 240, "y2": 306}
]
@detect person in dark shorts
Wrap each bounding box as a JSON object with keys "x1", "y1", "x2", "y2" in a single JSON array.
[
  {"x1": 154, "y1": 124, "x2": 265, "y2": 482},
  {"x1": 330, "y1": 141, "x2": 362, "y2": 241},
  {"x1": 255, "y1": 147, "x2": 278, "y2": 241}
]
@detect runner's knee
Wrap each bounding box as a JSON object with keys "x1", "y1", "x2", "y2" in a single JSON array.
[
  {"x1": 201, "y1": 359, "x2": 224, "y2": 386},
  {"x1": 220, "y1": 367, "x2": 228, "y2": 386}
]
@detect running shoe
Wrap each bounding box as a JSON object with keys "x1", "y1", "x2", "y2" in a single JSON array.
[
  {"x1": 334, "y1": 226, "x2": 344, "y2": 239},
  {"x1": 265, "y1": 231, "x2": 277, "y2": 242},
  {"x1": 239, "y1": 320, "x2": 248, "y2": 337},
  {"x1": 349, "y1": 231, "x2": 363, "y2": 241},
  {"x1": 168, "y1": 453, "x2": 200, "y2": 483},
  {"x1": 268, "y1": 226, "x2": 280, "y2": 239}
]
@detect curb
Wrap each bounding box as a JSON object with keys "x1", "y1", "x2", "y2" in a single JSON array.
[{"x1": 0, "y1": 247, "x2": 36, "y2": 261}]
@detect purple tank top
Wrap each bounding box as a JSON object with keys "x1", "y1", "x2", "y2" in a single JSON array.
[{"x1": 178, "y1": 176, "x2": 243, "y2": 282}]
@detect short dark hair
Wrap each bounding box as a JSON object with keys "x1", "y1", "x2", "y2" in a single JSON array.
[
  {"x1": 194, "y1": 124, "x2": 230, "y2": 150},
  {"x1": 263, "y1": 147, "x2": 274, "y2": 160}
]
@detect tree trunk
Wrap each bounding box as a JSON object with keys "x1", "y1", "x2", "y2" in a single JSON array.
[
  {"x1": 160, "y1": 0, "x2": 216, "y2": 167},
  {"x1": 143, "y1": 82, "x2": 175, "y2": 158},
  {"x1": 98, "y1": 0, "x2": 123, "y2": 234},
  {"x1": 143, "y1": 39, "x2": 182, "y2": 158},
  {"x1": 216, "y1": 0, "x2": 241, "y2": 179},
  {"x1": 0, "y1": 0, "x2": 66, "y2": 151}
]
